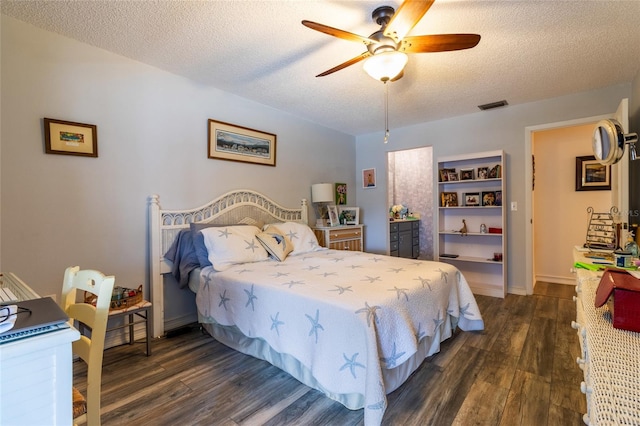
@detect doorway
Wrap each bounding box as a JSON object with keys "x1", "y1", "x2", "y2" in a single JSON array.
[{"x1": 387, "y1": 146, "x2": 433, "y2": 259}]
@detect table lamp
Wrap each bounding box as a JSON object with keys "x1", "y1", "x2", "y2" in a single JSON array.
[{"x1": 311, "y1": 183, "x2": 334, "y2": 227}]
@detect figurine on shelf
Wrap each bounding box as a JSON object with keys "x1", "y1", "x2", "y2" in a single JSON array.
[
  {"x1": 459, "y1": 219, "x2": 468, "y2": 236},
  {"x1": 625, "y1": 231, "x2": 639, "y2": 258}
]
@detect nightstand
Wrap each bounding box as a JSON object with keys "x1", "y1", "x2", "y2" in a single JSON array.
[{"x1": 313, "y1": 225, "x2": 364, "y2": 252}]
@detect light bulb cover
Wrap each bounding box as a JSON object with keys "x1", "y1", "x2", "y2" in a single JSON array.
[
  {"x1": 363, "y1": 51, "x2": 408, "y2": 81},
  {"x1": 311, "y1": 183, "x2": 334, "y2": 203}
]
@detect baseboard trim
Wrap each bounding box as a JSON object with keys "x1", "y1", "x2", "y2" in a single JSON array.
[{"x1": 535, "y1": 275, "x2": 574, "y2": 285}]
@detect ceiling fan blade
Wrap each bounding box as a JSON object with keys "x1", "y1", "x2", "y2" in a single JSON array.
[
  {"x1": 384, "y1": 0, "x2": 435, "y2": 42},
  {"x1": 400, "y1": 34, "x2": 481, "y2": 53},
  {"x1": 302, "y1": 20, "x2": 373, "y2": 45},
  {"x1": 315, "y1": 52, "x2": 372, "y2": 77}
]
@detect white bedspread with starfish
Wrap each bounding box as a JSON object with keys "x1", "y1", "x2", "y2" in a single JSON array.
[{"x1": 196, "y1": 249, "x2": 483, "y2": 425}]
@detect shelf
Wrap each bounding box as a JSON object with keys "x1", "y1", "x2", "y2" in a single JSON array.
[
  {"x1": 438, "y1": 178, "x2": 501, "y2": 185},
  {"x1": 438, "y1": 255, "x2": 503, "y2": 264},
  {"x1": 439, "y1": 231, "x2": 502, "y2": 237},
  {"x1": 439, "y1": 206, "x2": 502, "y2": 210}
]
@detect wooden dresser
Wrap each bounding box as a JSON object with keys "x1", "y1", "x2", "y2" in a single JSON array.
[{"x1": 313, "y1": 225, "x2": 363, "y2": 252}]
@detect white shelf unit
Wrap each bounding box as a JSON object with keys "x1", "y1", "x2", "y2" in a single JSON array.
[{"x1": 436, "y1": 150, "x2": 506, "y2": 298}]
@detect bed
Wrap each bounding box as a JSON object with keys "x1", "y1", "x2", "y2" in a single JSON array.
[{"x1": 149, "y1": 189, "x2": 484, "y2": 426}]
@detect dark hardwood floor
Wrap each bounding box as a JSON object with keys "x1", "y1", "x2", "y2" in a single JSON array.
[{"x1": 74, "y1": 282, "x2": 586, "y2": 425}]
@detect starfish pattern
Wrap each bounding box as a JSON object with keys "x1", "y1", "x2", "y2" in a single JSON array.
[
  {"x1": 244, "y1": 284, "x2": 257, "y2": 311},
  {"x1": 389, "y1": 286, "x2": 409, "y2": 301},
  {"x1": 459, "y1": 302, "x2": 472, "y2": 317},
  {"x1": 380, "y1": 342, "x2": 406, "y2": 368},
  {"x1": 237, "y1": 268, "x2": 252, "y2": 274},
  {"x1": 369, "y1": 257, "x2": 385, "y2": 263},
  {"x1": 306, "y1": 265, "x2": 320, "y2": 271},
  {"x1": 339, "y1": 352, "x2": 366, "y2": 379},
  {"x1": 362, "y1": 276, "x2": 381, "y2": 284},
  {"x1": 330, "y1": 285, "x2": 353, "y2": 295},
  {"x1": 414, "y1": 276, "x2": 432, "y2": 290},
  {"x1": 272, "y1": 272, "x2": 290, "y2": 278},
  {"x1": 415, "y1": 322, "x2": 426, "y2": 341},
  {"x1": 270, "y1": 312, "x2": 284, "y2": 336},
  {"x1": 388, "y1": 267, "x2": 405, "y2": 273},
  {"x1": 245, "y1": 238, "x2": 260, "y2": 252},
  {"x1": 282, "y1": 280, "x2": 305, "y2": 288},
  {"x1": 218, "y1": 289, "x2": 230, "y2": 310},
  {"x1": 202, "y1": 272, "x2": 212, "y2": 292},
  {"x1": 217, "y1": 228, "x2": 231, "y2": 238},
  {"x1": 348, "y1": 264, "x2": 363, "y2": 269},
  {"x1": 286, "y1": 230, "x2": 298, "y2": 240},
  {"x1": 367, "y1": 381, "x2": 387, "y2": 410},
  {"x1": 305, "y1": 309, "x2": 324, "y2": 343},
  {"x1": 332, "y1": 257, "x2": 345, "y2": 263},
  {"x1": 432, "y1": 309, "x2": 445, "y2": 331},
  {"x1": 436, "y1": 268, "x2": 449, "y2": 283},
  {"x1": 356, "y1": 302, "x2": 381, "y2": 327},
  {"x1": 320, "y1": 272, "x2": 337, "y2": 278}
]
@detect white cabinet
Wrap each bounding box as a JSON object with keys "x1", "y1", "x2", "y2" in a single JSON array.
[{"x1": 436, "y1": 150, "x2": 506, "y2": 298}]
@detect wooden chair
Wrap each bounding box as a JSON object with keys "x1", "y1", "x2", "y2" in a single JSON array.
[{"x1": 61, "y1": 266, "x2": 115, "y2": 426}]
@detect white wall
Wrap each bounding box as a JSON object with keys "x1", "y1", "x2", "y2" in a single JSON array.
[
  {"x1": 533, "y1": 124, "x2": 611, "y2": 285},
  {"x1": 356, "y1": 83, "x2": 631, "y2": 294},
  {"x1": 0, "y1": 16, "x2": 355, "y2": 317}
]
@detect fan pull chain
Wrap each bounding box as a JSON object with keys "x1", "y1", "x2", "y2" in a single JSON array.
[{"x1": 384, "y1": 80, "x2": 389, "y2": 144}]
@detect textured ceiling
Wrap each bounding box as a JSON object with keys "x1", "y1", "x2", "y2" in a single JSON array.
[{"x1": 3, "y1": 0, "x2": 640, "y2": 136}]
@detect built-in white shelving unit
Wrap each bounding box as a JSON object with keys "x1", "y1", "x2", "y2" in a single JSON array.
[{"x1": 436, "y1": 150, "x2": 506, "y2": 298}]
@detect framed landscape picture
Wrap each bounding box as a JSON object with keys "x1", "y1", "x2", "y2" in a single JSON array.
[
  {"x1": 208, "y1": 119, "x2": 276, "y2": 166},
  {"x1": 338, "y1": 206, "x2": 359, "y2": 225},
  {"x1": 44, "y1": 118, "x2": 98, "y2": 157}
]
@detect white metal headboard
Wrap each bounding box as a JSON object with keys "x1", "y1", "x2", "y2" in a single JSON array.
[{"x1": 148, "y1": 189, "x2": 309, "y2": 337}]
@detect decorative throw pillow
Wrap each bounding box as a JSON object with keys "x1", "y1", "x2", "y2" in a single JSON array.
[
  {"x1": 200, "y1": 225, "x2": 268, "y2": 271},
  {"x1": 256, "y1": 231, "x2": 293, "y2": 261},
  {"x1": 265, "y1": 222, "x2": 321, "y2": 255}
]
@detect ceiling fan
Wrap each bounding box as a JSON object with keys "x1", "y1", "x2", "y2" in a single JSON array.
[{"x1": 302, "y1": 0, "x2": 480, "y2": 81}]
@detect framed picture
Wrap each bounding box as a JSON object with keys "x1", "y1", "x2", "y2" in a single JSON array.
[
  {"x1": 439, "y1": 168, "x2": 455, "y2": 182},
  {"x1": 447, "y1": 171, "x2": 459, "y2": 181},
  {"x1": 576, "y1": 155, "x2": 611, "y2": 191},
  {"x1": 495, "y1": 190, "x2": 502, "y2": 206},
  {"x1": 477, "y1": 167, "x2": 489, "y2": 179},
  {"x1": 482, "y1": 191, "x2": 497, "y2": 206},
  {"x1": 460, "y1": 168, "x2": 475, "y2": 180},
  {"x1": 363, "y1": 168, "x2": 376, "y2": 188},
  {"x1": 328, "y1": 205, "x2": 340, "y2": 226},
  {"x1": 489, "y1": 165, "x2": 502, "y2": 179},
  {"x1": 208, "y1": 119, "x2": 276, "y2": 166},
  {"x1": 44, "y1": 118, "x2": 98, "y2": 157},
  {"x1": 338, "y1": 206, "x2": 359, "y2": 225},
  {"x1": 335, "y1": 183, "x2": 347, "y2": 205},
  {"x1": 464, "y1": 192, "x2": 480, "y2": 206},
  {"x1": 440, "y1": 192, "x2": 458, "y2": 207}
]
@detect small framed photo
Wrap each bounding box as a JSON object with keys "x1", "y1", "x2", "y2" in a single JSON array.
[
  {"x1": 338, "y1": 206, "x2": 359, "y2": 225},
  {"x1": 363, "y1": 168, "x2": 376, "y2": 188},
  {"x1": 575, "y1": 156, "x2": 611, "y2": 191},
  {"x1": 208, "y1": 119, "x2": 276, "y2": 166},
  {"x1": 328, "y1": 205, "x2": 340, "y2": 226},
  {"x1": 439, "y1": 168, "x2": 455, "y2": 182},
  {"x1": 460, "y1": 168, "x2": 475, "y2": 180},
  {"x1": 495, "y1": 190, "x2": 502, "y2": 206},
  {"x1": 44, "y1": 118, "x2": 98, "y2": 157},
  {"x1": 482, "y1": 191, "x2": 497, "y2": 206},
  {"x1": 335, "y1": 183, "x2": 347, "y2": 205},
  {"x1": 447, "y1": 171, "x2": 459, "y2": 181},
  {"x1": 489, "y1": 164, "x2": 502, "y2": 179},
  {"x1": 477, "y1": 167, "x2": 489, "y2": 179},
  {"x1": 440, "y1": 192, "x2": 458, "y2": 207},
  {"x1": 464, "y1": 192, "x2": 480, "y2": 206}
]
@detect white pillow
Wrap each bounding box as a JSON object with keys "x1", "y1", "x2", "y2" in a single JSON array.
[
  {"x1": 200, "y1": 225, "x2": 268, "y2": 271},
  {"x1": 265, "y1": 222, "x2": 321, "y2": 255},
  {"x1": 256, "y1": 231, "x2": 293, "y2": 261}
]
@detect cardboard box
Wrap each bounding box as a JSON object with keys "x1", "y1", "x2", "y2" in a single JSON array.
[{"x1": 595, "y1": 269, "x2": 640, "y2": 332}]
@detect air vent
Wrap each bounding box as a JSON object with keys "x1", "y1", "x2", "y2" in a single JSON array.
[{"x1": 478, "y1": 100, "x2": 508, "y2": 111}]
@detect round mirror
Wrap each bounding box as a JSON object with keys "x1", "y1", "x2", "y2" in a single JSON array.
[{"x1": 592, "y1": 119, "x2": 624, "y2": 165}]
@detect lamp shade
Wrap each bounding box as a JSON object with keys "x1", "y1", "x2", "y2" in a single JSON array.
[
  {"x1": 363, "y1": 51, "x2": 408, "y2": 81},
  {"x1": 311, "y1": 183, "x2": 334, "y2": 203}
]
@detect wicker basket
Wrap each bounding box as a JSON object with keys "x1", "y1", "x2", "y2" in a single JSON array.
[{"x1": 84, "y1": 285, "x2": 143, "y2": 311}]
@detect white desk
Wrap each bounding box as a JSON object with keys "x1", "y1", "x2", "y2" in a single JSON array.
[{"x1": 0, "y1": 273, "x2": 80, "y2": 425}]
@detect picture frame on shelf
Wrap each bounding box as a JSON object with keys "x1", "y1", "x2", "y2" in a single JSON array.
[
  {"x1": 482, "y1": 191, "x2": 497, "y2": 206},
  {"x1": 441, "y1": 192, "x2": 458, "y2": 207},
  {"x1": 464, "y1": 192, "x2": 480, "y2": 206},
  {"x1": 575, "y1": 155, "x2": 610, "y2": 191},
  {"x1": 328, "y1": 205, "x2": 340, "y2": 226},
  {"x1": 335, "y1": 183, "x2": 347, "y2": 205},
  {"x1": 208, "y1": 119, "x2": 276, "y2": 166},
  {"x1": 439, "y1": 168, "x2": 455, "y2": 182},
  {"x1": 489, "y1": 164, "x2": 502, "y2": 179},
  {"x1": 338, "y1": 206, "x2": 359, "y2": 225},
  {"x1": 44, "y1": 118, "x2": 98, "y2": 157},
  {"x1": 460, "y1": 168, "x2": 475, "y2": 180},
  {"x1": 447, "y1": 171, "x2": 459, "y2": 181},
  {"x1": 495, "y1": 190, "x2": 502, "y2": 206},
  {"x1": 477, "y1": 167, "x2": 489, "y2": 179}
]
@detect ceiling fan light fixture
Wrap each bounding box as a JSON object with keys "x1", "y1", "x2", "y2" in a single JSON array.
[{"x1": 363, "y1": 51, "x2": 408, "y2": 81}]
